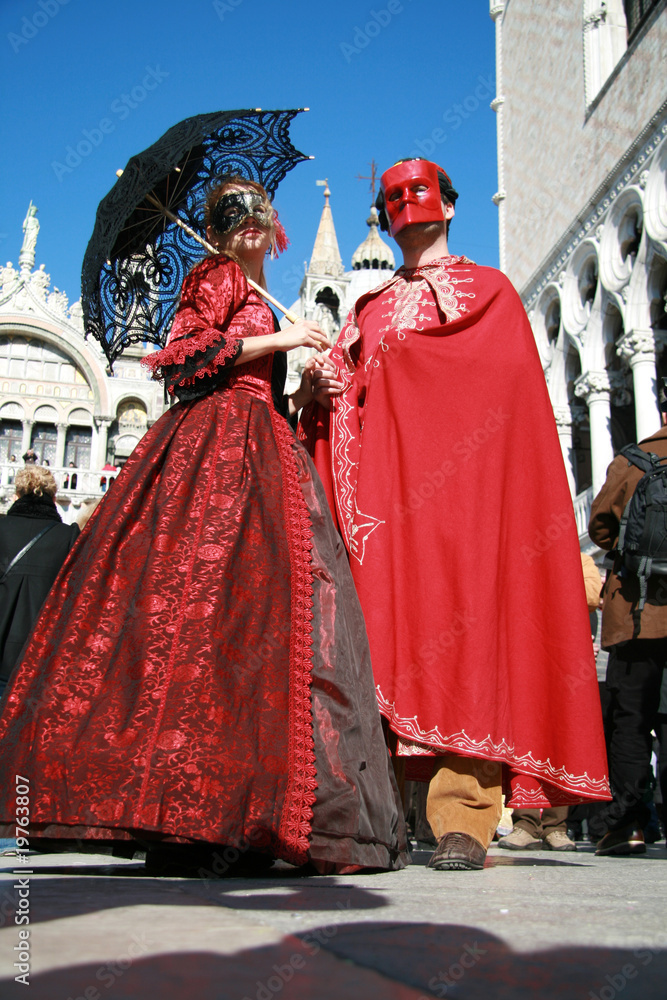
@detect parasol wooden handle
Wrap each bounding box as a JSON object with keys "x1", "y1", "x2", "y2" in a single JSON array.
[{"x1": 137, "y1": 183, "x2": 301, "y2": 324}]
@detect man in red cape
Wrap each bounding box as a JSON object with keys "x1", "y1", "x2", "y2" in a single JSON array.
[{"x1": 299, "y1": 157, "x2": 610, "y2": 871}]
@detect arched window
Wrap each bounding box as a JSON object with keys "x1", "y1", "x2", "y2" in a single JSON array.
[
  {"x1": 566, "y1": 345, "x2": 593, "y2": 493},
  {"x1": 579, "y1": 257, "x2": 599, "y2": 314},
  {"x1": 313, "y1": 287, "x2": 341, "y2": 338},
  {"x1": 31, "y1": 423, "x2": 57, "y2": 465},
  {"x1": 603, "y1": 304, "x2": 636, "y2": 451},
  {"x1": 546, "y1": 299, "x2": 561, "y2": 344},
  {"x1": 0, "y1": 419, "x2": 22, "y2": 463}
]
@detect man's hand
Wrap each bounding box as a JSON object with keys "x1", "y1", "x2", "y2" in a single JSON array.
[{"x1": 310, "y1": 355, "x2": 345, "y2": 411}]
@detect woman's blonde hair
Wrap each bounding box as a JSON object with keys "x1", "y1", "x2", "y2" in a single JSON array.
[{"x1": 14, "y1": 466, "x2": 57, "y2": 498}]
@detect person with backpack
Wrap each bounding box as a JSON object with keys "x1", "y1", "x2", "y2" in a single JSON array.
[{"x1": 589, "y1": 400, "x2": 667, "y2": 855}]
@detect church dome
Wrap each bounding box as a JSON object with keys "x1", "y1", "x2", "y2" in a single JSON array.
[{"x1": 351, "y1": 207, "x2": 395, "y2": 271}]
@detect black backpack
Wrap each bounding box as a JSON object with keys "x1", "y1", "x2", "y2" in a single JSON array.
[{"x1": 617, "y1": 443, "x2": 667, "y2": 631}]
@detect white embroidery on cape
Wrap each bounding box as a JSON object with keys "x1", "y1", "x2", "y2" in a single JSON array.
[
  {"x1": 349, "y1": 507, "x2": 384, "y2": 566},
  {"x1": 377, "y1": 684, "x2": 609, "y2": 798}
]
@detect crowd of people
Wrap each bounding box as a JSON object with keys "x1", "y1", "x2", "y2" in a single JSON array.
[{"x1": 0, "y1": 159, "x2": 663, "y2": 873}]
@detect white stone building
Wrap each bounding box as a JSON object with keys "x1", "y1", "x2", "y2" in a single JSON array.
[
  {"x1": 490, "y1": 0, "x2": 667, "y2": 549},
  {"x1": 0, "y1": 205, "x2": 165, "y2": 518}
]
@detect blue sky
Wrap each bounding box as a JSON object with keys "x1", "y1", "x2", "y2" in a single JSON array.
[{"x1": 0, "y1": 0, "x2": 499, "y2": 315}]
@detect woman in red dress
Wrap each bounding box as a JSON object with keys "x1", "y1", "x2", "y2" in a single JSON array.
[{"x1": 0, "y1": 177, "x2": 408, "y2": 876}]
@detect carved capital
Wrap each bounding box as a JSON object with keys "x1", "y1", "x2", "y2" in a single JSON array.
[
  {"x1": 583, "y1": 3, "x2": 607, "y2": 30},
  {"x1": 553, "y1": 406, "x2": 572, "y2": 429},
  {"x1": 617, "y1": 328, "x2": 655, "y2": 362},
  {"x1": 574, "y1": 370, "x2": 611, "y2": 402}
]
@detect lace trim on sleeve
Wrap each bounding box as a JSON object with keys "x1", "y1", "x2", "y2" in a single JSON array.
[
  {"x1": 141, "y1": 325, "x2": 232, "y2": 374},
  {"x1": 142, "y1": 334, "x2": 243, "y2": 397}
]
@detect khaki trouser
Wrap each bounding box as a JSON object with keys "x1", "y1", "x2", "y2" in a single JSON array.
[{"x1": 392, "y1": 750, "x2": 503, "y2": 851}]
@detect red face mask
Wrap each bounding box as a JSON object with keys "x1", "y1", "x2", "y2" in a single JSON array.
[{"x1": 380, "y1": 160, "x2": 444, "y2": 237}]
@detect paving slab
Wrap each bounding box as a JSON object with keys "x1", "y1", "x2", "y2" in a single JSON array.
[{"x1": 0, "y1": 844, "x2": 666, "y2": 999}]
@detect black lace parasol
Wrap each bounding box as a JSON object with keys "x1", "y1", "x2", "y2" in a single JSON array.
[{"x1": 81, "y1": 108, "x2": 310, "y2": 368}]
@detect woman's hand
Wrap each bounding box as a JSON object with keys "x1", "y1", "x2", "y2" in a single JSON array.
[
  {"x1": 234, "y1": 322, "x2": 329, "y2": 371},
  {"x1": 288, "y1": 360, "x2": 317, "y2": 415},
  {"x1": 274, "y1": 321, "x2": 330, "y2": 354}
]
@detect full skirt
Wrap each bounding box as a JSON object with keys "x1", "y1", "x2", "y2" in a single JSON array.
[{"x1": 0, "y1": 384, "x2": 408, "y2": 871}]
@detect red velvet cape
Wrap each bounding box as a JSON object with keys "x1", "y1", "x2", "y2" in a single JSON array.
[{"x1": 301, "y1": 257, "x2": 610, "y2": 808}]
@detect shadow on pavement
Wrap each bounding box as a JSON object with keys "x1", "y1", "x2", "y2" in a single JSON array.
[
  {"x1": 2, "y1": 922, "x2": 666, "y2": 1000},
  {"x1": 2, "y1": 873, "x2": 390, "y2": 925}
]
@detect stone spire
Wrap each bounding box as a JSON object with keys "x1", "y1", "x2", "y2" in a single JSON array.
[
  {"x1": 309, "y1": 181, "x2": 344, "y2": 277},
  {"x1": 351, "y1": 206, "x2": 395, "y2": 271}
]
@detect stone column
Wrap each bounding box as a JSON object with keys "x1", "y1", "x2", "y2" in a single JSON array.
[
  {"x1": 55, "y1": 422, "x2": 68, "y2": 468},
  {"x1": 553, "y1": 406, "x2": 577, "y2": 497},
  {"x1": 21, "y1": 419, "x2": 34, "y2": 454},
  {"x1": 574, "y1": 371, "x2": 614, "y2": 497},
  {"x1": 93, "y1": 417, "x2": 112, "y2": 469},
  {"x1": 617, "y1": 329, "x2": 661, "y2": 441}
]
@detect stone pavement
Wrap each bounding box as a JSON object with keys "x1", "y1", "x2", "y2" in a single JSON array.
[{"x1": 1, "y1": 843, "x2": 666, "y2": 1000}]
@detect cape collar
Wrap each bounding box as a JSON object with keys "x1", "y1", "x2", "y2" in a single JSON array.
[
  {"x1": 397, "y1": 254, "x2": 475, "y2": 275},
  {"x1": 351, "y1": 254, "x2": 476, "y2": 324},
  {"x1": 336, "y1": 255, "x2": 477, "y2": 369}
]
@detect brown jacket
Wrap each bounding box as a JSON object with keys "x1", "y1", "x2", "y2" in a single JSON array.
[{"x1": 589, "y1": 425, "x2": 667, "y2": 648}]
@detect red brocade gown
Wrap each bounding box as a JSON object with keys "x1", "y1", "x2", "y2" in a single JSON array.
[{"x1": 0, "y1": 255, "x2": 408, "y2": 871}]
